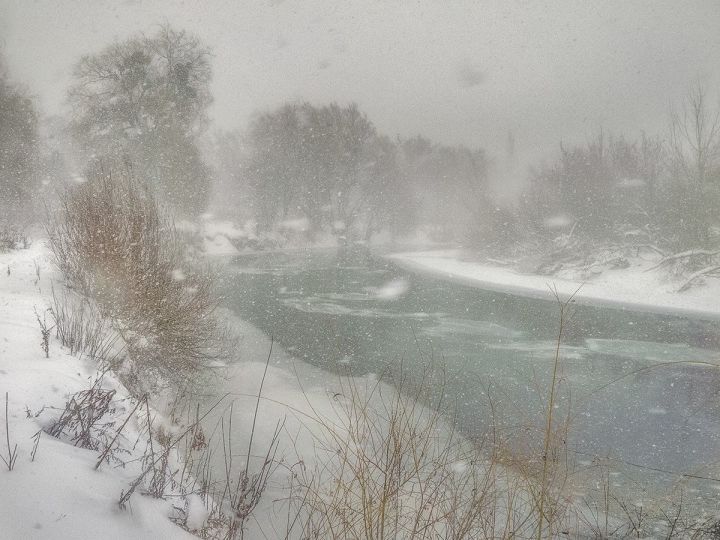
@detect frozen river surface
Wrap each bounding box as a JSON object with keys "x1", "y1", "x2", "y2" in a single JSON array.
[{"x1": 219, "y1": 247, "x2": 720, "y2": 509}]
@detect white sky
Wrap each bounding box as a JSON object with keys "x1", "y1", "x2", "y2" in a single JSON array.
[{"x1": 2, "y1": 0, "x2": 720, "y2": 161}]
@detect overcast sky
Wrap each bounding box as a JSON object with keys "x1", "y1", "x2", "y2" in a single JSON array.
[{"x1": 2, "y1": 0, "x2": 720, "y2": 162}]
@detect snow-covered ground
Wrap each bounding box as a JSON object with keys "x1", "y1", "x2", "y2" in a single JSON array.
[
  {"x1": 0, "y1": 243, "x2": 195, "y2": 539},
  {"x1": 388, "y1": 249, "x2": 720, "y2": 320}
]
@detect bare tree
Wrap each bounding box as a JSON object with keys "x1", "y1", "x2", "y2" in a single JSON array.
[{"x1": 668, "y1": 84, "x2": 720, "y2": 185}]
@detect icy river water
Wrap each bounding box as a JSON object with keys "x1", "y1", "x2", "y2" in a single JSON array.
[{"x1": 219, "y1": 247, "x2": 720, "y2": 512}]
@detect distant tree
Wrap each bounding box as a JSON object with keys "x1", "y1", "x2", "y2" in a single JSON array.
[
  {"x1": 245, "y1": 102, "x2": 397, "y2": 240},
  {"x1": 663, "y1": 85, "x2": 720, "y2": 248},
  {"x1": 668, "y1": 84, "x2": 720, "y2": 185},
  {"x1": 525, "y1": 130, "x2": 669, "y2": 243},
  {"x1": 300, "y1": 103, "x2": 379, "y2": 234},
  {"x1": 211, "y1": 129, "x2": 251, "y2": 217},
  {"x1": 636, "y1": 132, "x2": 666, "y2": 207},
  {"x1": 246, "y1": 103, "x2": 305, "y2": 230},
  {"x1": 362, "y1": 134, "x2": 409, "y2": 239},
  {"x1": 68, "y1": 25, "x2": 212, "y2": 216},
  {"x1": 0, "y1": 55, "x2": 39, "y2": 223},
  {"x1": 398, "y1": 137, "x2": 491, "y2": 241}
]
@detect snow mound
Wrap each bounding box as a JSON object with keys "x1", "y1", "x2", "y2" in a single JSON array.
[{"x1": 388, "y1": 250, "x2": 720, "y2": 320}]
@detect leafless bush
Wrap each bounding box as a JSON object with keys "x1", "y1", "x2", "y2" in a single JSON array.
[
  {"x1": 117, "y1": 395, "x2": 228, "y2": 511},
  {"x1": 45, "y1": 170, "x2": 223, "y2": 388},
  {"x1": 47, "y1": 372, "x2": 119, "y2": 453},
  {"x1": 49, "y1": 286, "x2": 122, "y2": 365},
  {"x1": 154, "y1": 349, "x2": 286, "y2": 539}
]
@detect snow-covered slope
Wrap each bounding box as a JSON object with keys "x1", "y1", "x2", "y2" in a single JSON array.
[
  {"x1": 0, "y1": 243, "x2": 193, "y2": 539},
  {"x1": 389, "y1": 249, "x2": 720, "y2": 320}
]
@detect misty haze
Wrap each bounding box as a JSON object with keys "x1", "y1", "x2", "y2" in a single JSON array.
[{"x1": 1, "y1": 1, "x2": 720, "y2": 539}]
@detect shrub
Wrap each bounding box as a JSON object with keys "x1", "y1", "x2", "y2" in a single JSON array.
[
  {"x1": 47, "y1": 372, "x2": 117, "y2": 452},
  {"x1": 46, "y1": 170, "x2": 222, "y2": 389}
]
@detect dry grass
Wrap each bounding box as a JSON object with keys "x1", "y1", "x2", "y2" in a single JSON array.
[
  {"x1": 280, "y1": 364, "x2": 567, "y2": 540},
  {"x1": 49, "y1": 286, "x2": 123, "y2": 366}
]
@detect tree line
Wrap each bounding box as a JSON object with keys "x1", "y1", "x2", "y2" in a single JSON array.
[
  {"x1": 2, "y1": 24, "x2": 720, "y2": 257},
  {"x1": 234, "y1": 103, "x2": 491, "y2": 243}
]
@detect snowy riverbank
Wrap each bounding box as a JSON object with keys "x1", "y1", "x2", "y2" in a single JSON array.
[
  {"x1": 0, "y1": 243, "x2": 195, "y2": 539},
  {"x1": 388, "y1": 249, "x2": 720, "y2": 320}
]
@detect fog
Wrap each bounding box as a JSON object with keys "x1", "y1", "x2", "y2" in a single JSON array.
[
  {"x1": 3, "y1": 3, "x2": 720, "y2": 537},
  {"x1": 3, "y1": 0, "x2": 720, "y2": 162}
]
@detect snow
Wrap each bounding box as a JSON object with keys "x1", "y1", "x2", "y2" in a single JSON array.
[
  {"x1": 202, "y1": 233, "x2": 240, "y2": 256},
  {"x1": 202, "y1": 219, "x2": 251, "y2": 241},
  {"x1": 365, "y1": 277, "x2": 410, "y2": 300},
  {"x1": 184, "y1": 494, "x2": 209, "y2": 532},
  {"x1": 0, "y1": 243, "x2": 194, "y2": 539},
  {"x1": 388, "y1": 249, "x2": 720, "y2": 320}
]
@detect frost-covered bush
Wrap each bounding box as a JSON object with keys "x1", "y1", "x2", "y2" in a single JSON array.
[{"x1": 46, "y1": 170, "x2": 222, "y2": 388}]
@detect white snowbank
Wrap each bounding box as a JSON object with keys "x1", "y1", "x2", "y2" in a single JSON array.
[
  {"x1": 0, "y1": 243, "x2": 194, "y2": 539},
  {"x1": 389, "y1": 249, "x2": 720, "y2": 320}
]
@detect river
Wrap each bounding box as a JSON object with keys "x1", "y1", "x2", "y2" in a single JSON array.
[{"x1": 217, "y1": 246, "x2": 720, "y2": 513}]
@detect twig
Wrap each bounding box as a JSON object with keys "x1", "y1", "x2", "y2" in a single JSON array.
[
  {"x1": 676, "y1": 264, "x2": 720, "y2": 292},
  {"x1": 536, "y1": 283, "x2": 580, "y2": 540},
  {"x1": 245, "y1": 336, "x2": 273, "y2": 475},
  {"x1": 2, "y1": 392, "x2": 18, "y2": 471},
  {"x1": 95, "y1": 398, "x2": 143, "y2": 470},
  {"x1": 31, "y1": 430, "x2": 42, "y2": 462},
  {"x1": 644, "y1": 249, "x2": 720, "y2": 272}
]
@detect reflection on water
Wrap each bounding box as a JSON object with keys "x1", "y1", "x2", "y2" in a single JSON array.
[{"x1": 220, "y1": 248, "x2": 720, "y2": 509}]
